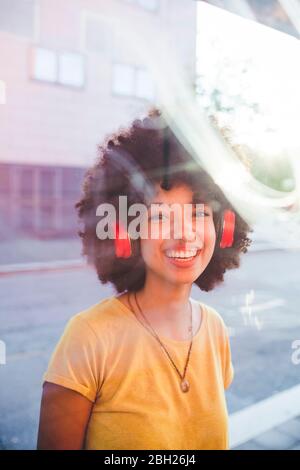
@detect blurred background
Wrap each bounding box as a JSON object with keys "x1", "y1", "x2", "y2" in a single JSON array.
[{"x1": 0, "y1": 0, "x2": 300, "y2": 450}]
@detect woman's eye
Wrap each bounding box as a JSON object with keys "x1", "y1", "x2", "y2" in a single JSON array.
[
  {"x1": 193, "y1": 211, "x2": 210, "y2": 218},
  {"x1": 149, "y1": 211, "x2": 210, "y2": 221},
  {"x1": 149, "y1": 213, "x2": 169, "y2": 221}
]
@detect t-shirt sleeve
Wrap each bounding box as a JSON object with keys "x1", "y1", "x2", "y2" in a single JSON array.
[
  {"x1": 223, "y1": 327, "x2": 234, "y2": 390},
  {"x1": 42, "y1": 315, "x2": 101, "y2": 403}
]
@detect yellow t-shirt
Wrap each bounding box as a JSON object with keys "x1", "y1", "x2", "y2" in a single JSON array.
[{"x1": 42, "y1": 296, "x2": 234, "y2": 450}]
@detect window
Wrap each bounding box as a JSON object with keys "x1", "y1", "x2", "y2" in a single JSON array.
[
  {"x1": 138, "y1": 0, "x2": 159, "y2": 12},
  {"x1": 0, "y1": 80, "x2": 6, "y2": 105},
  {"x1": 59, "y1": 53, "x2": 85, "y2": 88},
  {"x1": 61, "y1": 203, "x2": 77, "y2": 231},
  {"x1": 20, "y1": 168, "x2": 34, "y2": 197},
  {"x1": 136, "y1": 68, "x2": 156, "y2": 101},
  {"x1": 123, "y1": 0, "x2": 159, "y2": 12},
  {"x1": 39, "y1": 204, "x2": 55, "y2": 231},
  {"x1": 112, "y1": 64, "x2": 135, "y2": 97},
  {"x1": 19, "y1": 204, "x2": 34, "y2": 231},
  {"x1": 112, "y1": 63, "x2": 156, "y2": 100},
  {"x1": 31, "y1": 47, "x2": 57, "y2": 83},
  {"x1": 0, "y1": 165, "x2": 10, "y2": 195},
  {"x1": 62, "y1": 167, "x2": 84, "y2": 199},
  {"x1": 30, "y1": 47, "x2": 85, "y2": 89},
  {"x1": 40, "y1": 169, "x2": 55, "y2": 199}
]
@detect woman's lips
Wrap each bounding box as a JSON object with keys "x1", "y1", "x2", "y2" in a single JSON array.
[{"x1": 164, "y1": 249, "x2": 202, "y2": 268}]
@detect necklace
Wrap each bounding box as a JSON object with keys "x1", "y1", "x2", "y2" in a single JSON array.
[{"x1": 127, "y1": 291, "x2": 193, "y2": 393}]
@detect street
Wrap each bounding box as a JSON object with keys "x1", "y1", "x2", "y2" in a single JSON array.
[{"x1": 0, "y1": 249, "x2": 300, "y2": 449}]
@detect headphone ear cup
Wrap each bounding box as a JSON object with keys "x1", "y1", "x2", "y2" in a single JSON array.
[
  {"x1": 219, "y1": 210, "x2": 235, "y2": 249},
  {"x1": 114, "y1": 222, "x2": 132, "y2": 258}
]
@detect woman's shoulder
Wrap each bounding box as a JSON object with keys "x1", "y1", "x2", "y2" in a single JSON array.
[
  {"x1": 191, "y1": 298, "x2": 229, "y2": 333},
  {"x1": 69, "y1": 296, "x2": 128, "y2": 336}
]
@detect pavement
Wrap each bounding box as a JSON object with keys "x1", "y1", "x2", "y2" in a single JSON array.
[
  {"x1": 233, "y1": 415, "x2": 300, "y2": 450},
  {"x1": 229, "y1": 383, "x2": 300, "y2": 449},
  {"x1": 0, "y1": 236, "x2": 83, "y2": 266}
]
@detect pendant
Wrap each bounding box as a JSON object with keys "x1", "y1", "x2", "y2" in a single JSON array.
[{"x1": 180, "y1": 379, "x2": 190, "y2": 393}]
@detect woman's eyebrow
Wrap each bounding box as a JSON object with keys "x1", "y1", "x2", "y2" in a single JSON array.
[
  {"x1": 192, "y1": 195, "x2": 207, "y2": 204},
  {"x1": 151, "y1": 199, "x2": 207, "y2": 204}
]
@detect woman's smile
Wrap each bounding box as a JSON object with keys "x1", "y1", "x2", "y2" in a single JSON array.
[{"x1": 163, "y1": 247, "x2": 202, "y2": 269}]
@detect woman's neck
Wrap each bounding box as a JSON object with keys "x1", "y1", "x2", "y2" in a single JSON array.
[{"x1": 134, "y1": 272, "x2": 192, "y2": 327}]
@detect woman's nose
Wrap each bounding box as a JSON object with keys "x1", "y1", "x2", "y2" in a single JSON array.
[{"x1": 172, "y1": 214, "x2": 197, "y2": 241}]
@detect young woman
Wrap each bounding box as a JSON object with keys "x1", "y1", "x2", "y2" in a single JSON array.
[{"x1": 37, "y1": 109, "x2": 252, "y2": 450}]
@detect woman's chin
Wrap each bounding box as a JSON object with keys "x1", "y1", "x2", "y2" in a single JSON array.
[{"x1": 159, "y1": 266, "x2": 204, "y2": 286}]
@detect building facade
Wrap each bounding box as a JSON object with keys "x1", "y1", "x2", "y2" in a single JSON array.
[
  {"x1": 0, "y1": 0, "x2": 197, "y2": 238},
  {"x1": 1, "y1": 0, "x2": 297, "y2": 239}
]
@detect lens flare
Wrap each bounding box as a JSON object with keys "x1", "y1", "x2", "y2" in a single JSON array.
[{"x1": 83, "y1": 2, "x2": 300, "y2": 249}]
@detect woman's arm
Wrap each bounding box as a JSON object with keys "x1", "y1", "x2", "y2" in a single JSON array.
[{"x1": 37, "y1": 381, "x2": 93, "y2": 450}]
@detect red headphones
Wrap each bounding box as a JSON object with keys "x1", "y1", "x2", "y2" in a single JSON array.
[
  {"x1": 114, "y1": 209, "x2": 235, "y2": 258},
  {"x1": 219, "y1": 209, "x2": 235, "y2": 249},
  {"x1": 113, "y1": 221, "x2": 132, "y2": 259}
]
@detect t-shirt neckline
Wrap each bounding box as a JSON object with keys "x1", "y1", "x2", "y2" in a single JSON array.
[{"x1": 112, "y1": 296, "x2": 207, "y2": 347}]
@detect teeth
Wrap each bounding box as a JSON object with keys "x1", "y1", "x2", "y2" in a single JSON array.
[{"x1": 165, "y1": 249, "x2": 198, "y2": 259}]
